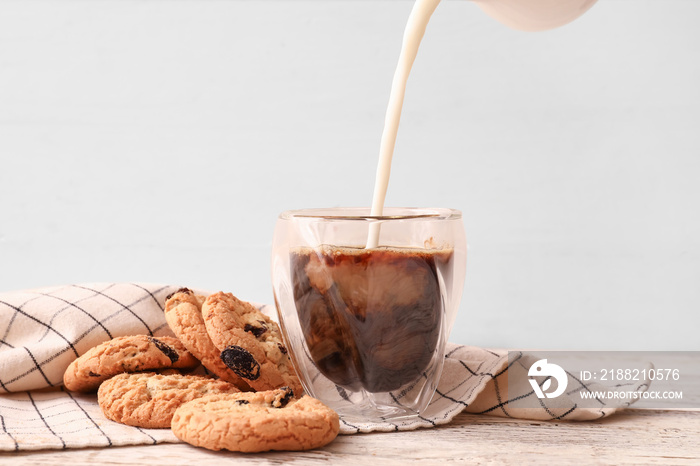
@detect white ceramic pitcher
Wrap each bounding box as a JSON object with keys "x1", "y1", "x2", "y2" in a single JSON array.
[{"x1": 476, "y1": 0, "x2": 598, "y2": 31}]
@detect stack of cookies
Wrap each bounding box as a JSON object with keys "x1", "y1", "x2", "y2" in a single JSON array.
[{"x1": 62, "y1": 288, "x2": 339, "y2": 452}]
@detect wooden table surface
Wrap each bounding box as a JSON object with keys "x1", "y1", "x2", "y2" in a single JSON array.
[{"x1": 3, "y1": 409, "x2": 698, "y2": 465}]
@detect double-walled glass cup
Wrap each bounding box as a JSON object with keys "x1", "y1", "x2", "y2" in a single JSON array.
[{"x1": 271, "y1": 207, "x2": 466, "y2": 422}]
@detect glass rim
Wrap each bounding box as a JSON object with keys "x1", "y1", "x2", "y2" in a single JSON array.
[{"x1": 278, "y1": 207, "x2": 462, "y2": 221}]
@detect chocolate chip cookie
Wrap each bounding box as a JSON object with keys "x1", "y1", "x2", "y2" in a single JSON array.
[
  {"x1": 164, "y1": 288, "x2": 251, "y2": 391},
  {"x1": 98, "y1": 372, "x2": 240, "y2": 428},
  {"x1": 63, "y1": 335, "x2": 199, "y2": 392},
  {"x1": 201, "y1": 292, "x2": 301, "y2": 393},
  {"x1": 171, "y1": 388, "x2": 339, "y2": 452}
]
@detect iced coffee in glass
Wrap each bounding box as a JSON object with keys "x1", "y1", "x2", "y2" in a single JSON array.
[{"x1": 272, "y1": 207, "x2": 466, "y2": 422}]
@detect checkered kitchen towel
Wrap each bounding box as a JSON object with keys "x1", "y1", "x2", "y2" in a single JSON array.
[{"x1": 0, "y1": 283, "x2": 648, "y2": 450}]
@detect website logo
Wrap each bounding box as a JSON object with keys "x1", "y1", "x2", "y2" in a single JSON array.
[{"x1": 528, "y1": 359, "x2": 568, "y2": 399}]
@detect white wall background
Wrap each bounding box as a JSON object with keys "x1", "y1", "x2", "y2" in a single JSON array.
[{"x1": 0, "y1": 0, "x2": 698, "y2": 350}]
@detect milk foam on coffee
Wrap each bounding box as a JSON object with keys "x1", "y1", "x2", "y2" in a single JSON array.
[{"x1": 366, "y1": 0, "x2": 598, "y2": 248}]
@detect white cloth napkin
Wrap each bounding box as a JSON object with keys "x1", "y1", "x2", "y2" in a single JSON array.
[{"x1": 0, "y1": 283, "x2": 647, "y2": 451}]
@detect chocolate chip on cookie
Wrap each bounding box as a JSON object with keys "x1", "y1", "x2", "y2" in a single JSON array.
[
  {"x1": 171, "y1": 389, "x2": 339, "y2": 452},
  {"x1": 148, "y1": 336, "x2": 180, "y2": 364},
  {"x1": 166, "y1": 287, "x2": 193, "y2": 302},
  {"x1": 221, "y1": 345, "x2": 261, "y2": 380},
  {"x1": 63, "y1": 335, "x2": 200, "y2": 392},
  {"x1": 244, "y1": 322, "x2": 267, "y2": 338},
  {"x1": 271, "y1": 386, "x2": 294, "y2": 408}
]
